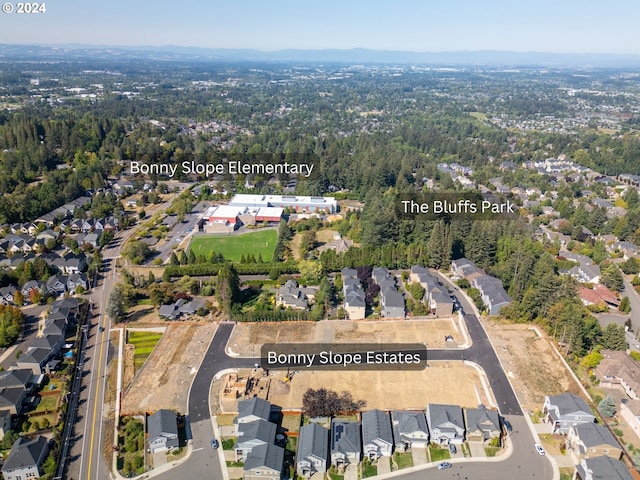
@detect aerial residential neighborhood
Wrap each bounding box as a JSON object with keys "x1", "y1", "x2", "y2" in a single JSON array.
[{"x1": 4, "y1": 4, "x2": 640, "y2": 479}]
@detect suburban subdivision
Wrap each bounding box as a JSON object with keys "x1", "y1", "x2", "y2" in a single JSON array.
[{"x1": 3, "y1": 37, "x2": 640, "y2": 480}]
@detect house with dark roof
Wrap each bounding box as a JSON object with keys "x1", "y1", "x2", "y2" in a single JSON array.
[
  {"x1": 464, "y1": 405, "x2": 501, "y2": 444},
  {"x1": 342, "y1": 268, "x2": 366, "y2": 320},
  {"x1": 21, "y1": 280, "x2": 45, "y2": 300},
  {"x1": 236, "y1": 419, "x2": 276, "y2": 461},
  {"x1": 543, "y1": 393, "x2": 595, "y2": 434},
  {"x1": 148, "y1": 409, "x2": 179, "y2": 453},
  {"x1": 0, "y1": 408, "x2": 11, "y2": 439},
  {"x1": 243, "y1": 443, "x2": 284, "y2": 480},
  {"x1": 471, "y1": 275, "x2": 512, "y2": 315},
  {"x1": 296, "y1": 422, "x2": 329, "y2": 477},
  {"x1": 16, "y1": 347, "x2": 55, "y2": 375},
  {"x1": 0, "y1": 386, "x2": 26, "y2": 415},
  {"x1": 574, "y1": 455, "x2": 633, "y2": 480},
  {"x1": 372, "y1": 268, "x2": 404, "y2": 318},
  {"x1": 361, "y1": 409, "x2": 394, "y2": 459},
  {"x1": 391, "y1": 410, "x2": 429, "y2": 451},
  {"x1": 46, "y1": 274, "x2": 67, "y2": 296},
  {"x1": 237, "y1": 397, "x2": 271, "y2": 424},
  {"x1": 1, "y1": 435, "x2": 49, "y2": 480},
  {"x1": 426, "y1": 404, "x2": 465, "y2": 445},
  {"x1": 331, "y1": 419, "x2": 361, "y2": 467},
  {"x1": 276, "y1": 280, "x2": 315, "y2": 310},
  {"x1": 451, "y1": 258, "x2": 484, "y2": 281},
  {"x1": 158, "y1": 298, "x2": 207, "y2": 320},
  {"x1": 567, "y1": 423, "x2": 622, "y2": 463}
]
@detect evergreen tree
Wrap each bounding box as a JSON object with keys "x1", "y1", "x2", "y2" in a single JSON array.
[
  {"x1": 597, "y1": 395, "x2": 616, "y2": 418},
  {"x1": 600, "y1": 322, "x2": 627, "y2": 350}
]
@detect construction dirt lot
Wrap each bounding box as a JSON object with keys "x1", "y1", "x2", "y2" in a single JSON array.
[
  {"x1": 227, "y1": 318, "x2": 466, "y2": 357},
  {"x1": 481, "y1": 317, "x2": 584, "y2": 412},
  {"x1": 121, "y1": 322, "x2": 218, "y2": 414},
  {"x1": 217, "y1": 361, "x2": 490, "y2": 413}
]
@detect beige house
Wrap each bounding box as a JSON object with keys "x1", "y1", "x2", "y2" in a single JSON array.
[
  {"x1": 595, "y1": 350, "x2": 640, "y2": 400},
  {"x1": 620, "y1": 399, "x2": 640, "y2": 437},
  {"x1": 566, "y1": 423, "x2": 622, "y2": 463}
]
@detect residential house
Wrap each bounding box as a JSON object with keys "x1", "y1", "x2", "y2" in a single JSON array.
[
  {"x1": 148, "y1": 409, "x2": 179, "y2": 453},
  {"x1": 573, "y1": 455, "x2": 633, "y2": 480},
  {"x1": 1, "y1": 436, "x2": 49, "y2": 480},
  {"x1": 543, "y1": 393, "x2": 595, "y2": 434},
  {"x1": 158, "y1": 298, "x2": 206, "y2": 320},
  {"x1": 296, "y1": 423, "x2": 329, "y2": 477},
  {"x1": 21, "y1": 280, "x2": 44, "y2": 300},
  {"x1": 236, "y1": 419, "x2": 276, "y2": 461},
  {"x1": 451, "y1": 258, "x2": 484, "y2": 281},
  {"x1": 361, "y1": 409, "x2": 394, "y2": 460},
  {"x1": 0, "y1": 285, "x2": 19, "y2": 305},
  {"x1": 0, "y1": 409, "x2": 11, "y2": 440},
  {"x1": 238, "y1": 397, "x2": 272, "y2": 424},
  {"x1": 464, "y1": 405, "x2": 501, "y2": 443},
  {"x1": 372, "y1": 268, "x2": 404, "y2": 318},
  {"x1": 67, "y1": 273, "x2": 89, "y2": 292},
  {"x1": 243, "y1": 443, "x2": 284, "y2": 480},
  {"x1": 426, "y1": 404, "x2": 465, "y2": 445},
  {"x1": 276, "y1": 280, "x2": 315, "y2": 310},
  {"x1": 620, "y1": 399, "x2": 640, "y2": 437},
  {"x1": 342, "y1": 268, "x2": 366, "y2": 320},
  {"x1": 16, "y1": 347, "x2": 55, "y2": 375},
  {"x1": 430, "y1": 290, "x2": 453, "y2": 317},
  {"x1": 391, "y1": 410, "x2": 429, "y2": 451},
  {"x1": 331, "y1": 419, "x2": 361, "y2": 467},
  {"x1": 0, "y1": 386, "x2": 26, "y2": 415},
  {"x1": 567, "y1": 423, "x2": 622, "y2": 463},
  {"x1": 595, "y1": 350, "x2": 640, "y2": 400},
  {"x1": 471, "y1": 275, "x2": 512, "y2": 315},
  {"x1": 46, "y1": 274, "x2": 67, "y2": 296}
]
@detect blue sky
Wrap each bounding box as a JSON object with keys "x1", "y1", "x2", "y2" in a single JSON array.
[{"x1": 1, "y1": 0, "x2": 639, "y2": 54}]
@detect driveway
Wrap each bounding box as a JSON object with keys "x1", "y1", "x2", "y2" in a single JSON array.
[
  {"x1": 411, "y1": 447, "x2": 428, "y2": 466},
  {"x1": 468, "y1": 442, "x2": 487, "y2": 458}
]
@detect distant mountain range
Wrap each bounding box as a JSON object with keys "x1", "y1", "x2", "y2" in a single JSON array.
[{"x1": 2, "y1": 44, "x2": 640, "y2": 68}]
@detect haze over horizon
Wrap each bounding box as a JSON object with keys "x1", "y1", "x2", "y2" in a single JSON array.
[{"x1": 1, "y1": 0, "x2": 639, "y2": 55}]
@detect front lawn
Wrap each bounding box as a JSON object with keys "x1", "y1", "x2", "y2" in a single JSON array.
[
  {"x1": 429, "y1": 445, "x2": 451, "y2": 462},
  {"x1": 393, "y1": 451, "x2": 414, "y2": 469}
]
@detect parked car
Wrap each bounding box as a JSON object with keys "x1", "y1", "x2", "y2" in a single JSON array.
[
  {"x1": 504, "y1": 420, "x2": 513, "y2": 432},
  {"x1": 535, "y1": 443, "x2": 545, "y2": 455},
  {"x1": 211, "y1": 438, "x2": 219, "y2": 449},
  {"x1": 449, "y1": 444, "x2": 457, "y2": 454},
  {"x1": 438, "y1": 462, "x2": 452, "y2": 470}
]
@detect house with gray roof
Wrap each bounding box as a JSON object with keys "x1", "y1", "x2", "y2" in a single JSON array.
[
  {"x1": 543, "y1": 393, "x2": 595, "y2": 434},
  {"x1": 464, "y1": 405, "x2": 501, "y2": 444},
  {"x1": 276, "y1": 280, "x2": 314, "y2": 310},
  {"x1": 574, "y1": 455, "x2": 633, "y2": 480},
  {"x1": 21, "y1": 280, "x2": 44, "y2": 300},
  {"x1": 391, "y1": 410, "x2": 429, "y2": 451},
  {"x1": 148, "y1": 409, "x2": 179, "y2": 453},
  {"x1": 236, "y1": 419, "x2": 277, "y2": 461},
  {"x1": 426, "y1": 404, "x2": 465, "y2": 445},
  {"x1": 362, "y1": 410, "x2": 394, "y2": 459},
  {"x1": 372, "y1": 268, "x2": 404, "y2": 318},
  {"x1": 296, "y1": 423, "x2": 328, "y2": 477},
  {"x1": 1, "y1": 435, "x2": 49, "y2": 480},
  {"x1": 16, "y1": 347, "x2": 55, "y2": 375},
  {"x1": 238, "y1": 397, "x2": 271, "y2": 424},
  {"x1": 342, "y1": 268, "x2": 366, "y2": 320},
  {"x1": 243, "y1": 443, "x2": 284, "y2": 480},
  {"x1": 451, "y1": 258, "x2": 484, "y2": 280},
  {"x1": 471, "y1": 275, "x2": 512, "y2": 315},
  {"x1": 567, "y1": 423, "x2": 622, "y2": 463},
  {"x1": 0, "y1": 408, "x2": 11, "y2": 439},
  {"x1": 0, "y1": 386, "x2": 26, "y2": 415},
  {"x1": 331, "y1": 419, "x2": 361, "y2": 468}
]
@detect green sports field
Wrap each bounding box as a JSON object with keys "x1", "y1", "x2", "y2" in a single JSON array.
[{"x1": 188, "y1": 230, "x2": 277, "y2": 263}]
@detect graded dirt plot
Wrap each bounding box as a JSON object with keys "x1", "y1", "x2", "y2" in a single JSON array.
[
  {"x1": 121, "y1": 323, "x2": 218, "y2": 414},
  {"x1": 248, "y1": 362, "x2": 486, "y2": 411},
  {"x1": 481, "y1": 319, "x2": 582, "y2": 412},
  {"x1": 227, "y1": 318, "x2": 462, "y2": 356}
]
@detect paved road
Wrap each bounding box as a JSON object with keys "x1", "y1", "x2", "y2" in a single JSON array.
[
  {"x1": 151, "y1": 284, "x2": 553, "y2": 479},
  {"x1": 154, "y1": 323, "x2": 256, "y2": 480}
]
